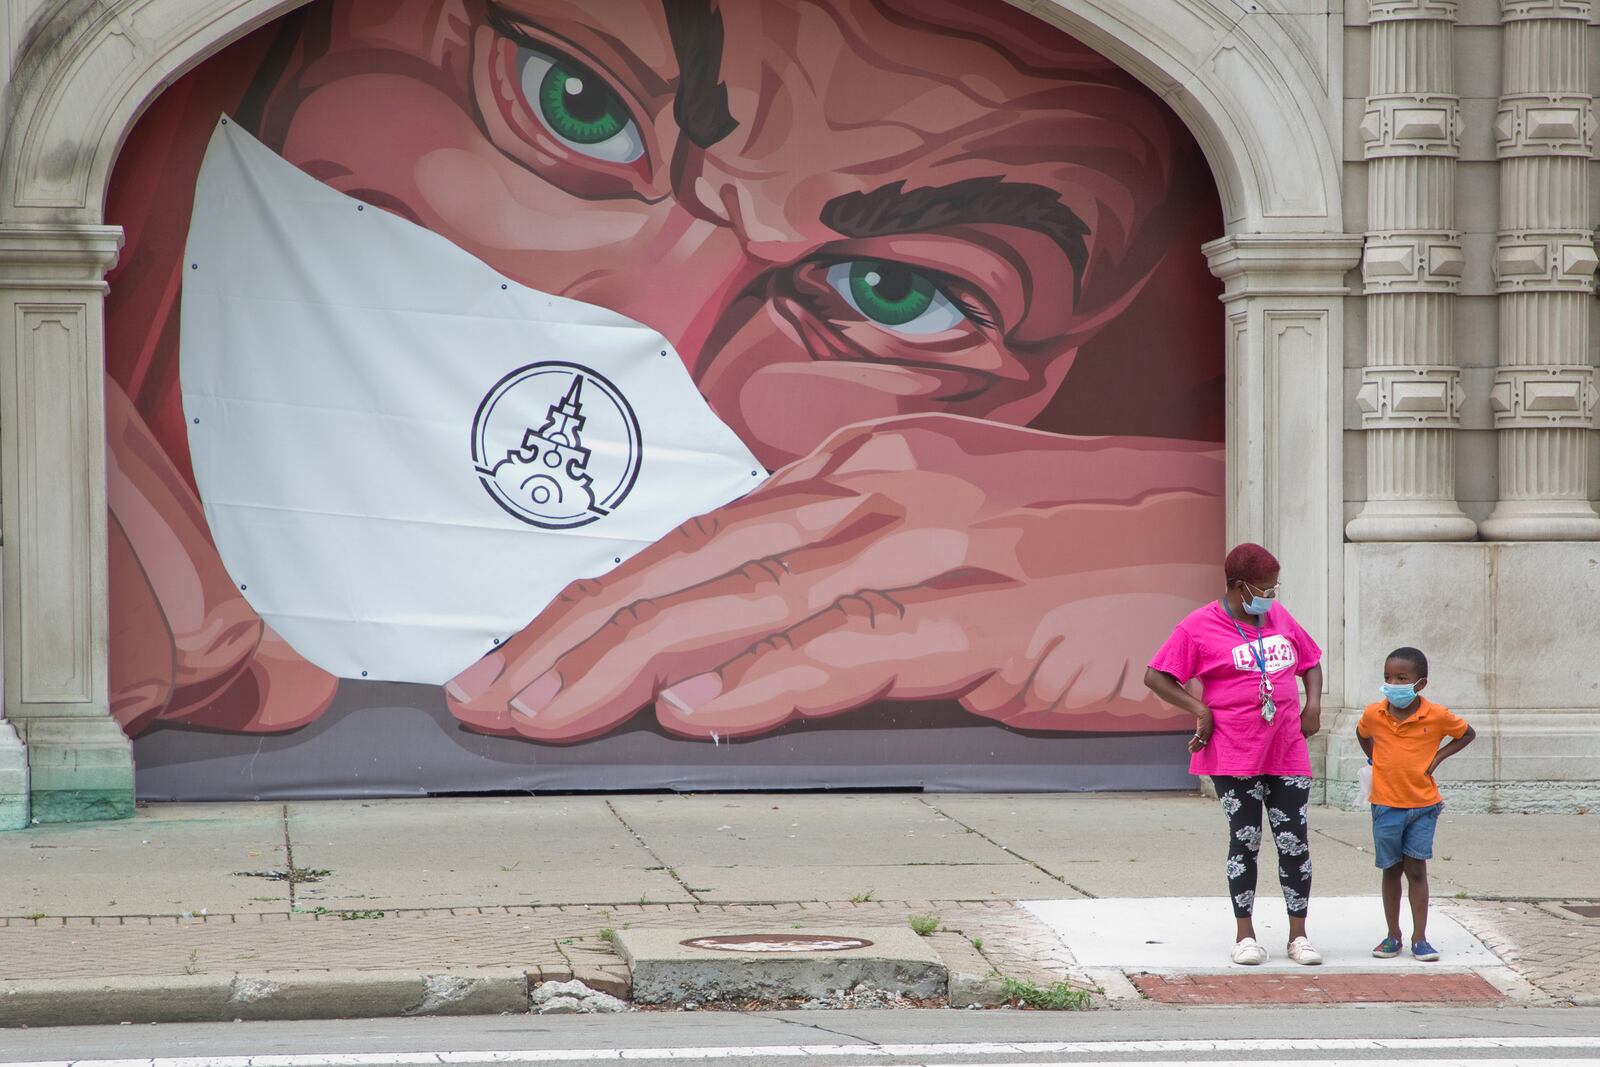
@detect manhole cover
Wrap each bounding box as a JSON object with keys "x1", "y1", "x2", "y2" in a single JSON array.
[{"x1": 679, "y1": 934, "x2": 874, "y2": 953}]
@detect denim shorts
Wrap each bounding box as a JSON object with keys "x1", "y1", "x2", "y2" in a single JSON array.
[{"x1": 1371, "y1": 802, "x2": 1442, "y2": 869}]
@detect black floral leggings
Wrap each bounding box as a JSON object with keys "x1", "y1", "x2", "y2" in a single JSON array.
[{"x1": 1212, "y1": 775, "x2": 1313, "y2": 919}]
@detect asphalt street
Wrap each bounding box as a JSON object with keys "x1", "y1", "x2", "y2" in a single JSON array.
[{"x1": 4, "y1": 1007, "x2": 1600, "y2": 1066}]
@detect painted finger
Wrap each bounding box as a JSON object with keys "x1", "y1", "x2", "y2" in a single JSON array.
[
  {"x1": 162, "y1": 626, "x2": 338, "y2": 733},
  {"x1": 106, "y1": 381, "x2": 262, "y2": 690},
  {"x1": 444, "y1": 476, "x2": 895, "y2": 723},
  {"x1": 654, "y1": 578, "x2": 1004, "y2": 739},
  {"x1": 108, "y1": 514, "x2": 175, "y2": 735},
  {"x1": 479, "y1": 511, "x2": 963, "y2": 742}
]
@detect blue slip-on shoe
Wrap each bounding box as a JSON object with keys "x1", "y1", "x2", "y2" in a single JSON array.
[
  {"x1": 1411, "y1": 939, "x2": 1441, "y2": 961},
  {"x1": 1372, "y1": 937, "x2": 1402, "y2": 958}
]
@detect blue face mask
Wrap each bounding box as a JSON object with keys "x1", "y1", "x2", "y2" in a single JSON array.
[
  {"x1": 1244, "y1": 594, "x2": 1275, "y2": 616},
  {"x1": 1381, "y1": 682, "x2": 1419, "y2": 708}
]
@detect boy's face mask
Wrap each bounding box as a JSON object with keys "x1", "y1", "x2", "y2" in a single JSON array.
[
  {"x1": 1381, "y1": 682, "x2": 1420, "y2": 709},
  {"x1": 180, "y1": 118, "x2": 766, "y2": 685}
]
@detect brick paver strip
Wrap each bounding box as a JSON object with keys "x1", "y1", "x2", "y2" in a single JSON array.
[{"x1": 1130, "y1": 971, "x2": 1503, "y2": 1005}]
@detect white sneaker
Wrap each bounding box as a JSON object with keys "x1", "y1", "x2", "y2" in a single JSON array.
[
  {"x1": 1287, "y1": 936, "x2": 1323, "y2": 965},
  {"x1": 1231, "y1": 937, "x2": 1267, "y2": 965}
]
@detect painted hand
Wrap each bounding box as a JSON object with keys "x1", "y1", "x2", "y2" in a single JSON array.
[
  {"x1": 108, "y1": 380, "x2": 337, "y2": 735},
  {"x1": 444, "y1": 414, "x2": 1224, "y2": 743}
]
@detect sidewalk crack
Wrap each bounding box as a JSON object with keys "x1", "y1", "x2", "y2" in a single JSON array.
[
  {"x1": 605, "y1": 799, "x2": 702, "y2": 903},
  {"x1": 916, "y1": 797, "x2": 1095, "y2": 898},
  {"x1": 280, "y1": 803, "x2": 297, "y2": 910},
  {"x1": 772, "y1": 1013, "x2": 872, "y2": 1042}
]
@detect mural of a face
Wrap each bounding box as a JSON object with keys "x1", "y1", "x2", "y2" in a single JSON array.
[{"x1": 105, "y1": 0, "x2": 1228, "y2": 762}]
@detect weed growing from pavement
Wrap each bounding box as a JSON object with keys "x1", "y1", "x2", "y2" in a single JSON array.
[
  {"x1": 184, "y1": 950, "x2": 200, "y2": 975},
  {"x1": 307, "y1": 907, "x2": 384, "y2": 920},
  {"x1": 1000, "y1": 977, "x2": 1091, "y2": 1011},
  {"x1": 598, "y1": 927, "x2": 616, "y2": 942},
  {"x1": 909, "y1": 915, "x2": 940, "y2": 936},
  {"x1": 849, "y1": 890, "x2": 875, "y2": 903},
  {"x1": 969, "y1": 937, "x2": 983, "y2": 951}
]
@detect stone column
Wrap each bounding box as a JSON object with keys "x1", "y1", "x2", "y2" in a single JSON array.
[
  {"x1": 1346, "y1": 0, "x2": 1477, "y2": 542},
  {"x1": 0, "y1": 224, "x2": 134, "y2": 824},
  {"x1": 1206, "y1": 234, "x2": 1366, "y2": 755},
  {"x1": 1480, "y1": 0, "x2": 1600, "y2": 539}
]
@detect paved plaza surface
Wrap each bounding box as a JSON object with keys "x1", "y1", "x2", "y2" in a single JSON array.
[{"x1": 0, "y1": 793, "x2": 1596, "y2": 1024}]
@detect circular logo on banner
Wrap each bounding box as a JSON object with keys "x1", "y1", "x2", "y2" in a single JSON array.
[{"x1": 471, "y1": 361, "x2": 642, "y2": 529}]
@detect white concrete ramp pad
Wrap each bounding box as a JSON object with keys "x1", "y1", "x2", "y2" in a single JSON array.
[{"x1": 1023, "y1": 896, "x2": 1500, "y2": 972}]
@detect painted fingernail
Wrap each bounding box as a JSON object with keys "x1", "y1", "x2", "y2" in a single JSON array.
[
  {"x1": 659, "y1": 672, "x2": 723, "y2": 717},
  {"x1": 509, "y1": 669, "x2": 562, "y2": 721},
  {"x1": 446, "y1": 651, "x2": 504, "y2": 703}
]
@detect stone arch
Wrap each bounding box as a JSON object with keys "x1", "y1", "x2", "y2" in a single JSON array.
[
  {"x1": 0, "y1": 0, "x2": 1343, "y2": 232},
  {"x1": 0, "y1": 0, "x2": 1358, "y2": 821}
]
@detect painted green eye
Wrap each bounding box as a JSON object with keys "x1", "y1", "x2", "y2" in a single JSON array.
[
  {"x1": 825, "y1": 260, "x2": 968, "y2": 334},
  {"x1": 518, "y1": 47, "x2": 643, "y2": 163}
]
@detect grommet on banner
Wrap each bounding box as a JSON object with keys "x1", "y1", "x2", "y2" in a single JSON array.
[
  {"x1": 660, "y1": 350, "x2": 667, "y2": 357},
  {"x1": 360, "y1": 671, "x2": 368, "y2": 677},
  {"x1": 356, "y1": 204, "x2": 364, "y2": 212},
  {"x1": 240, "y1": 584, "x2": 247, "y2": 591},
  {"x1": 193, "y1": 417, "x2": 200, "y2": 424},
  {"x1": 751, "y1": 470, "x2": 759, "y2": 477},
  {"x1": 220, "y1": 118, "x2": 228, "y2": 126},
  {"x1": 492, "y1": 638, "x2": 500, "y2": 646},
  {"x1": 500, "y1": 283, "x2": 507, "y2": 290},
  {"x1": 190, "y1": 263, "x2": 198, "y2": 270},
  {"x1": 614, "y1": 556, "x2": 621, "y2": 563}
]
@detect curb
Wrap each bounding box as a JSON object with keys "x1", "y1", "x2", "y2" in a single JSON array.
[{"x1": 0, "y1": 969, "x2": 532, "y2": 1028}]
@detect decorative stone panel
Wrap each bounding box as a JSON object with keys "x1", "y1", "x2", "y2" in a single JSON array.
[
  {"x1": 1489, "y1": 366, "x2": 1599, "y2": 427},
  {"x1": 1493, "y1": 95, "x2": 1595, "y2": 157},
  {"x1": 1369, "y1": 0, "x2": 1459, "y2": 20},
  {"x1": 1499, "y1": 0, "x2": 1590, "y2": 21},
  {"x1": 1362, "y1": 95, "x2": 1462, "y2": 158},
  {"x1": 1492, "y1": 231, "x2": 1600, "y2": 292},
  {"x1": 1358, "y1": 366, "x2": 1466, "y2": 427},
  {"x1": 1362, "y1": 232, "x2": 1465, "y2": 293}
]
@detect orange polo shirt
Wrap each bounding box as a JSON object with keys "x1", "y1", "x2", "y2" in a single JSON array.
[{"x1": 1357, "y1": 697, "x2": 1470, "y2": 808}]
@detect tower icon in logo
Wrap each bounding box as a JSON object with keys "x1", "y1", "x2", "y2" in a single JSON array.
[{"x1": 471, "y1": 361, "x2": 642, "y2": 529}]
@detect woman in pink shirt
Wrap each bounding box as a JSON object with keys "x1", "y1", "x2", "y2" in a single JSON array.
[{"x1": 1144, "y1": 543, "x2": 1324, "y2": 967}]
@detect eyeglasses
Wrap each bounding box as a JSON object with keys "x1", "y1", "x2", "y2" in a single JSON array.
[{"x1": 1244, "y1": 580, "x2": 1282, "y2": 596}]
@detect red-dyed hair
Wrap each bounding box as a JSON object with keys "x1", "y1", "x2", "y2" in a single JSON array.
[{"x1": 1224, "y1": 543, "x2": 1279, "y2": 585}]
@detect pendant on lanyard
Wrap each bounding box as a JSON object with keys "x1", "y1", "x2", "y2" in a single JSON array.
[{"x1": 1233, "y1": 619, "x2": 1276, "y2": 722}]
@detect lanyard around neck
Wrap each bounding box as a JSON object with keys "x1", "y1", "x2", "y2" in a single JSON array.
[{"x1": 1230, "y1": 614, "x2": 1270, "y2": 678}]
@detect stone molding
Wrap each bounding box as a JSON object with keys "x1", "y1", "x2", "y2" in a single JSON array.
[
  {"x1": 1489, "y1": 365, "x2": 1599, "y2": 427},
  {"x1": 0, "y1": 226, "x2": 122, "y2": 289},
  {"x1": 1203, "y1": 234, "x2": 1363, "y2": 303},
  {"x1": 1368, "y1": 0, "x2": 1458, "y2": 21},
  {"x1": 1357, "y1": 365, "x2": 1465, "y2": 427},
  {"x1": 1361, "y1": 95, "x2": 1462, "y2": 158},
  {"x1": 1361, "y1": 231, "x2": 1465, "y2": 292},
  {"x1": 1499, "y1": 0, "x2": 1590, "y2": 22},
  {"x1": 1492, "y1": 230, "x2": 1600, "y2": 292},
  {"x1": 1493, "y1": 95, "x2": 1595, "y2": 157}
]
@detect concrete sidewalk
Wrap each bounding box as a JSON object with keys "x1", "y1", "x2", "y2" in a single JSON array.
[{"x1": 0, "y1": 792, "x2": 1596, "y2": 1024}]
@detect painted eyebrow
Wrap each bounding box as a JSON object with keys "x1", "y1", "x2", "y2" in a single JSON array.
[
  {"x1": 661, "y1": 0, "x2": 739, "y2": 149},
  {"x1": 820, "y1": 178, "x2": 1091, "y2": 299}
]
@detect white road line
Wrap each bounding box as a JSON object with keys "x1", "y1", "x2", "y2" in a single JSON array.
[{"x1": 9, "y1": 1038, "x2": 1600, "y2": 1067}]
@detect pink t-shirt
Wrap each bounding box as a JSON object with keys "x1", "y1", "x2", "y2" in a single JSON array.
[{"x1": 1148, "y1": 601, "x2": 1322, "y2": 777}]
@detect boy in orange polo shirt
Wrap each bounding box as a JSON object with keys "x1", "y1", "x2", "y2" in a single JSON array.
[{"x1": 1356, "y1": 646, "x2": 1476, "y2": 962}]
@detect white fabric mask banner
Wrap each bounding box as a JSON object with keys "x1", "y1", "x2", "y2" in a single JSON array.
[{"x1": 181, "y1": 118, "x2": 766, "y2": 685}]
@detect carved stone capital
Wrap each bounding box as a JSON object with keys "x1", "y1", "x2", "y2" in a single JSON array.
[
  {"x1": 1500, "y1": 0, "x2": 1591, "y2": 22},
  {"x1": 0, "y1": 225, "x2": 123, "y2": 290},
  {"x1": 1362, "y1": 232, "x2": 1465, "y2": 293},
  {"x1": 1494, "y1": 95, "x2": 1595, "y2": 158},
  {"x1": 1489, "y1": 366, "x2": 1599, "y2": 427},
  {"x1": 1357, "y1": 365, "x2": 1465, "y2": 427},
  {"x1": 1370, "y1": 0, "x2": 1458, "y2": 21},
  {"x1": 1493, "y1": 231, "x2": 1600, "y2": 292},
  {"x1": 1363, "y1": 95, "x2": 1462, "y2": 158}
]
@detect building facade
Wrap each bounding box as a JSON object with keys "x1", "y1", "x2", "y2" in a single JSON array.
[{"x1": 0, "y1": 0, "x2": 1595, "y2": 825}]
